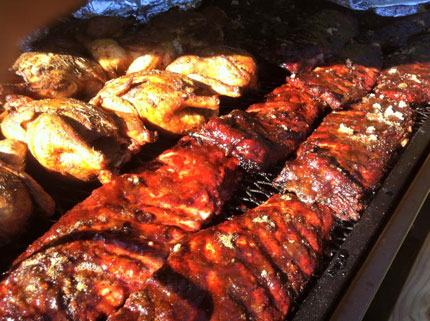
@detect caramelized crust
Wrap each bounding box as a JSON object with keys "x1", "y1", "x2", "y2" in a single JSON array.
[
  {"x1": 375, "y1": 33, "x2": 430, "y2": 104},
  {"x1": 110, "y1": 194, "x2": 334, "y2": 321},
  {"x1": 288, "y1": 44, "x2": 382, "y2": 110}
]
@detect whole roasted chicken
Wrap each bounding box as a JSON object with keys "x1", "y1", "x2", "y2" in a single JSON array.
[
  {"x1": 91, "y1": 70, "x2": 220, "y2": 135},
  {"x1": 79, "y1": 8, "x2": 257, "y2": 92},
  {"x1": 11, "y1": 52, "x2": 108, "y2": 99},
  {"x1": 1, "y1": 96, "x2": 155, "y2": 182},
  {"x1": 0, "y1": 139, "x2": 54, "y2": 244},
  {"x1": 166, "y1": 45, "x2": 258, "y2": 97}
]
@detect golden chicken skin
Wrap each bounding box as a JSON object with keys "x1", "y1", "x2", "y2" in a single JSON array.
[
  {"x1": 11, "y1": 52, "x2": 108, "y2": 99},
  {"x1": 166, "y1": 45, "x2": 258, "y2": 97},
  {"x1": 91, "y1": 70, "x2": 220, "y2": 135},
  {"x1": 1, "y1": 96, "x2": 155, "y2": 183},
  {"x1": 77, "y1": 15, "x2": 177, "y2": 79},
  {"x1": 0, "y1": 139, "x2": 55, "y2": 244},
  {"x1": 79, "y1": 8, "x2": 229, "y2": 78},
  {"x1": 82, "y1": 38, "x2": 178, "y2": 78}
]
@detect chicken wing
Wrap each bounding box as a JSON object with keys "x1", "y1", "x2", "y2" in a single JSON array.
[
  {"x1": 0, "y1": 139, "x2": 54, "y2": 244},
  {"x1": 166, "y1": 45, "x2": 258, "y2": 97},
  {"x1": 91, "y1": 70, "x2": 220, "y2": 135},
  {"x1": 11, "y1": 52, "x2": 108, "y2": 99},
  {"x1": 1, "y1": 97, "x2": 152, "y2": 182}
]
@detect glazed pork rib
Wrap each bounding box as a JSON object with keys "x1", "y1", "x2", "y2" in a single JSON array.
[
  {"x1": 193, "y1": 83, "x2": 325, "y2": 171},
  {"x1": 108, "y1": 194, "x2": 335, "y2": 321},
  {"x1": 275, "y1": 94, "x2": 414, "y2": 221},
  {"x1": 375, "y1": 33, "x2": 430, "y2": 104},
  {"x1": 0, "y1": 137, "x2": 242, "y2": 320},
  {"x1": 287, "y1": 43, "x2": 382, "y2": 110}
]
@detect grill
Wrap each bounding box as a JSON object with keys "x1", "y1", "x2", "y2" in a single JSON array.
[{"x1": 1, "y1": 0, "x2": 430, "y2": 320}]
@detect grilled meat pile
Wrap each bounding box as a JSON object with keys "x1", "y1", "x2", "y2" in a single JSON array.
[{"x1": 0, "y1": 2, "x2": 429, "y2": 321}]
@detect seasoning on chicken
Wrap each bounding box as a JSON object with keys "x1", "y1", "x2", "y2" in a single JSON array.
[
  {"x1": 288, "y1": 44, "x2": 382, "y2": 110},
  {"x1": 79, "y1": 8, "x2": 229, "y2": 79},
  {"x1": 0, "y1": 139, "x2": 55, "y2": 244},
  {"x1": 90, "y1": 70, "x2": 220, "y2": 135},
  {"x1": 0, "y1": 136, "x2": 242, "y2": 320},
  {"x1": 166, "y1": 45, "x2": 258, "y2": 97},
  {"x1": 262, "y1": 10, "x2": 358, "y2": 73},
  {"x1": 11, "y1": 52, "x2": 108, "y2": 99},
  {"x1": 375, "y1": 33, "x2": 430, "y2": 104},
  {"x1": 1, "y1": 96, "x2": 152, "y2": 182},
  {"x1": 110, "y1": 194, "x2": 335, "y2": 321},
  {"x1": 80, "y1": 36, "x2": 178, "y2": 79}
]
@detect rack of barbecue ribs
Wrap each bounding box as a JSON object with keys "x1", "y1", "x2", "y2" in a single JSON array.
[{"x1": 1, "y1": 5, "x2": 430, "y2": 321}]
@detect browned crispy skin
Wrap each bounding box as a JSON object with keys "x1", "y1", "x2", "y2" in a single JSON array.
[
  {"x1": 0, "y1": 167, "x2": 32, "y2": 243},
  {"x1": 262, "y1": 10, "x2": 358, "y2": 73},
  {"x1": 375, "y1": 33, "x2": 430, "y2": 104},
  {"x1": 166, "y1": 45, "x2": 258, "y2": 97},
  {"x1": 11, "y1": 52, "x2": 108, "y2": 100},
  {"x1": 80, "y1": 8, "x2": 230, "y2": 79},
  {"x1": 288, "y1": 44, "x2": 381, "y2": 110},
  {"x1": 110, "y1": 194, "x2": 334, "y2": 321},
  {"x1": 1, "y1": 97, "x2": 150, "y2": 182},
  {"x1": 91, "y1": 70, "x2": 220, "y2": 135}
]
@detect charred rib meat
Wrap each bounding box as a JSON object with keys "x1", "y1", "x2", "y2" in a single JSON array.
[
  {"x1": 375, "y1": 33, "x2": 430, "y2": 104},
  {"x1": 275, "y1": 94, "x2": 414, "y2": 221},
  {"x1": 288, "y1": 44, "x2": 382, "y2": 110},
  {"x1": 194, "y1": 83, "x2": 325, "y2": 171},
  {"x1": 109, "y1": 194, "x2": 335, "y2": 321}
]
